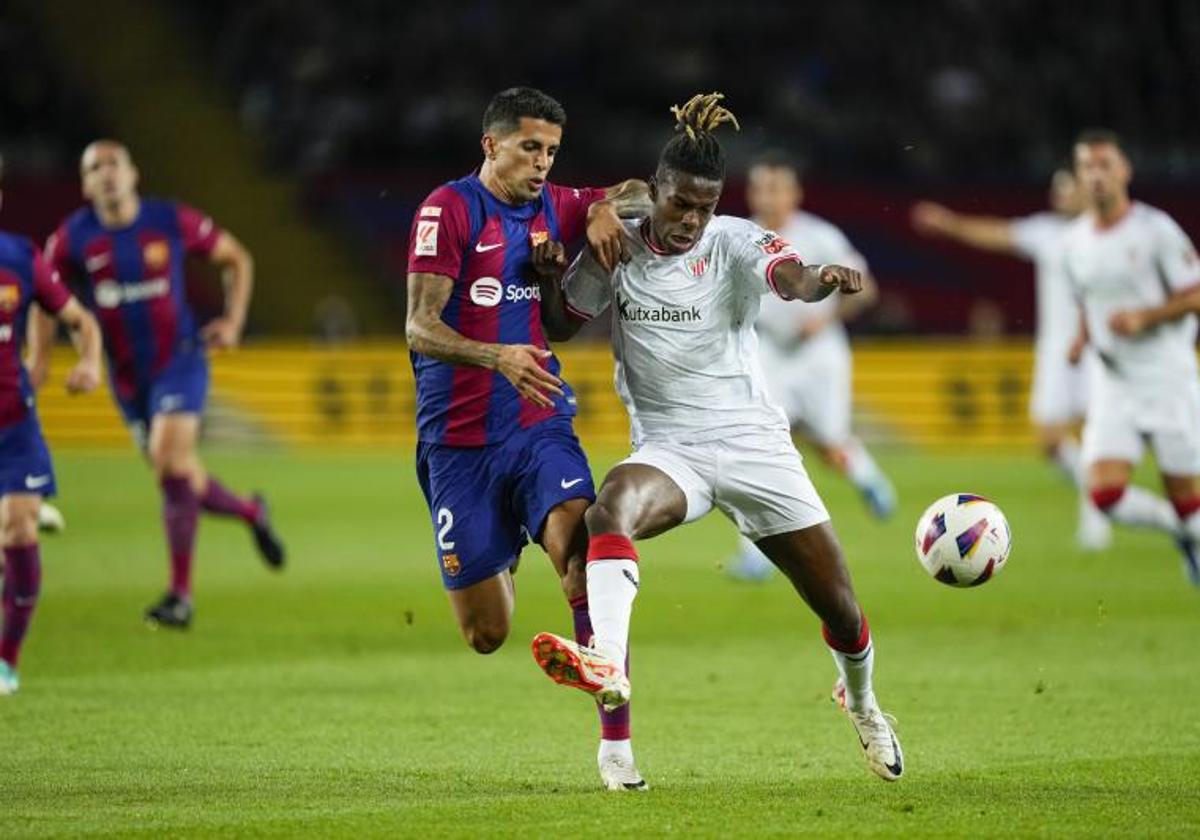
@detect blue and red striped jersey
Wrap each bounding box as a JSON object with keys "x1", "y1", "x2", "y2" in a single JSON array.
[
  {"x1": 0, "y1": 233, "x2": 71, "y2": 429},
  {"x1": 407, "y1": 174, "x2": 604, "y2": 446},
  {"x1": 46, "y1": 199, "x2": 221, "y2": 401}
]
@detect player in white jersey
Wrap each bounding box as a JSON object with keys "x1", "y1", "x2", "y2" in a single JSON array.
[
  {"x1": 1062, "y1": 129, "x2": 1200, "y2": 584},
  {"x1": 729, "y1": 152, "x2": 897, "y2": 581},
  {"x1": 528, "y1": 94, "x2": 904, "y2": 784},
  {"x1": 911, "y1": 169, "x2": 1111, "y2": 551}
]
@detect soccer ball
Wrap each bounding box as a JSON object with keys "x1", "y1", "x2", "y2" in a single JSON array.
[{"x1": 914, "y1": 493, "x2": 1011, "y2": 587}]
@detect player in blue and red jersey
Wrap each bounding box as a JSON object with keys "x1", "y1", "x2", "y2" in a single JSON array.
[
  {"x1": 405, "y1": 87, "x2": 652, "y2": 791},
  {"x1": 0, "y1": 155, "x2": 103, "y2": 693},
  {"x1": 29, "y1": 140, "x2": 286, "y2": 630}
]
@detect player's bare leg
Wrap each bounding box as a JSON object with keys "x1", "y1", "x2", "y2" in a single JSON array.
[
  {"x1": 0, "y1": 493, "x2": 43, "y2": 694},
  {"x1": 1039, "y1": 423, "x2": 1110, "y2": 551},
  {"x1": 820, "y1": 439, "x2": 896, "y2": 521},
  {"x1": 447, "y1": 570, "x2": 515, "y2": 653},
  {"x1": 755, "y1": 523, "x2": 903, "y2": 781}
]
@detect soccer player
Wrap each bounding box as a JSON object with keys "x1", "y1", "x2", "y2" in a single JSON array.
[
  {"x1": 529, "y1": 94, "x2": 904, "y2": 782},
  {"x1": 1061, "y1": 129, "x2": 1200, "y2": 584},
  {"x1": 912, "y1": 168, "x2": 1111, "y2": 551},
  {"x1": 728, "y1": 152, "x2": 896, "y2": 581},
  {"x1": 0, "y1": 156, "x2": 103, "y2": 693},
  {"x1": 404, "y1": 87, "x2": 652, "y2": 790},
  {"x1": 28, "y1": 140, "x2": 286, "y2": 629}
]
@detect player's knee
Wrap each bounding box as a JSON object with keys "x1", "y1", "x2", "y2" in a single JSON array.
[
  {"x1": 1, "y1": 508, "x2": 38, "y2": 546},
  {"x1": 1090, "y1": 484, "x2": 1126, "y2": 513},
  {"x1": 463, "y1": 621, "x2": 509, "y2": 655}
]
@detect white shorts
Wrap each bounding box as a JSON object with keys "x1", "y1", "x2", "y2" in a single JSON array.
[
  {"x1": 1029, "y1": 342, "x2": 1091, "y2": 425},
  {"x1": 620, "y1": 430, "x2": 831, "y2": 541},
  {"x1": 759, "y1": 328, "x2": 851, "y2": 446},
  {"x1": 1081, "y1": 369, "x2": 1200, "y2": 475}
]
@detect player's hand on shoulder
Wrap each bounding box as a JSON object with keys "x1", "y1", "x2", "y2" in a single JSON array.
[
  {"x1": 530, "y1": 239, "x2": 567, "y2": 282},
  {"x1": 1107, "y1": 309, "x2": 1147, "y2": 337},
  {"x1": 586, "y1": 201, "x2": 629, "y2": 273},
  {"x1": 202, "y1": 316, "x2": 243, "y2": 351},
  {"x1": 495, "y1": 344, "x2": 564, "y2": 408},
  {"x1": 819, "y1": 264, "x2": 863, "y2": 295},
  {"x1": 64, "y1": 359, "x2": 101, "y2": 395}
]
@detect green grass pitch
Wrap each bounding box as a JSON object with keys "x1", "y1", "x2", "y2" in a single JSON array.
[{"x1": 3, "y1": 447, "x2": 1198, "y2": 837}]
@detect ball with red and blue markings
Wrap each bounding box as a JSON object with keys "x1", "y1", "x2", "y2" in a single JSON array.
[{"x1": 914, "y1": 493, "x2": 1012, "y2": 587}]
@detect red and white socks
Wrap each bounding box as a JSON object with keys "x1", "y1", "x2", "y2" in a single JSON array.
[
  {"x1": 585, "y1": 534, "x2": 639, "y2": 668},
  {"x1": 824, "y1": 615, "x2": 876, "y2": 713}
]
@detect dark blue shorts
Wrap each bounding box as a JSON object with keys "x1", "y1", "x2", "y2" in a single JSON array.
[
  {"x1": 416, "y1": 416, "x2": 596, "y2": 590},
  {"x1": 0, "y1": 411, "x2": 56, "y2": 498},
  {"x1": 116, "y1": 351, "x2": 209, "y2": 445}
]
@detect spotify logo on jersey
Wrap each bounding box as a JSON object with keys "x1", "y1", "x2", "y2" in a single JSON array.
[{"x1": 469, "y1": 277, "x2": 503, "y2": 307}]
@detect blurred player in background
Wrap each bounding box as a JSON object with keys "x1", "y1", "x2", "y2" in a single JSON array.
[
  {"x1": 29, "y1": 140, "x2": 286, "y2": 629},
  {"x1": 0, "y1": 155, "x2": 103, "y2": 693},
  {"x1": 404, "y1": 87, "x2": 652, "y2": 790},
  {"x1": 1062, "y1": 129, "x2": 1200, "y2": 584},
  {"x1": 530, "y1": 94, "x2": 904, "y2": 783},
  {"x1": 912, "y1": 169, "x2": 1111, "y2": 551},
  {"x1": 728, "y1": 152, "x2": 895, "y2": 581}
]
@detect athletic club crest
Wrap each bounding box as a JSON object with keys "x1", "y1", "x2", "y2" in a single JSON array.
[{"x1": 685, "y1": 256, "x2": 709, "y2": 277}]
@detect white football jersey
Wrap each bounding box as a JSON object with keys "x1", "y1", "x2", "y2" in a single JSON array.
[
  {"x1": 1062, "y1": 202, "x2": 1200, "y2": 386},
  {"x1": 1010, "y1": 212, "x2": 1077, "y2": 353},
  {"x1": 563, "y1": 215, "x2": 803, "y2": 445},
  {"x1": 753, "y1": 211, "x2": 867, "y2": 347}
]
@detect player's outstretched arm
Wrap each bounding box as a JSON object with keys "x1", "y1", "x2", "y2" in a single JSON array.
[
  {"x1": 406, "y1": 272, "x2": 564, "y2": 408},
  {"x1": 1108, "y1": 284, "x2": 1200, "y2": 337},
  {"x1": 202, "y1": 232, "x2": 254, "y2": 350},
  {"x1": 772, "y1": 261, "x2": 863, "y2": 303},
  {"x1": 54, "y1": 297, "x2": 102, "y2": 394},
  {"x1": 530, "y1": 240, "x2": 583, "y2": 343},
  {"x1": 911, "y1": 201, "x2": 1017, "y2": 255}
]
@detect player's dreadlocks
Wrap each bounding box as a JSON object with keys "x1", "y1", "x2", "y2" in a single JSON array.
[{"x1": 657, "y1": 92, "x2": 741, "y2": 182}]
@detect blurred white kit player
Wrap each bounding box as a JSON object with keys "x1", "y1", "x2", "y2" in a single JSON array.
[
  {"x1": 1063, "y1": 130, "x2": 1200, "y2": 585},
  {"x1": 911, "y1": 169, "x2": 1111, "y2": 551},
  {"x1": 730, "y1": 154, "x2": 896, "y2": 580}
]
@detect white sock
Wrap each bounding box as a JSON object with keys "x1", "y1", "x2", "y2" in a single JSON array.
[
  {"x1": 1103, "y1": 487, "x2": 1180, "y2": 535},
  {"x1": 1182, "y1": 509, "x2": 1200, "y2": 541},
  {"x1": 736, "y1": 535, "x2": 773, "y2": 575},
  {"x1": 587, "y1": 558, "x2": 639, "y2": 666},
  {"x1": 843, "y1": 438, "x2": 883, "y2": 490},
  {"x1": 1052, "y1": 438, "x2": 1084, "y2": 487},
  {"x1": 830, "y1": 640, "x2": 876, "y2": 713},
  {"x1": 598, "y1": 738, "x2": 634, "y2": 764}
]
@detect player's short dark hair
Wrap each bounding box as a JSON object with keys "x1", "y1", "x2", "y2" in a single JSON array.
[
  {"x1": 749, "y1": 148, "x2": 805, "y2": 180},
  {"x1": 482, "y1": 87, "x2": 566, "y2": 135},
  {"x1": 656, "y1": 92, "x2": 740, "y2": 183},
  {"x1": 1075, "y1": 128, "x2": 1123, "y2": 151}
]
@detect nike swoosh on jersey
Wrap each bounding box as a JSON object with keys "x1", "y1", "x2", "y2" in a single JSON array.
[
  {"x1": 25, "y1": 474, "x2": 51, "y2": 489},
  {"x1": 475, "y1": 242, "x2": 503, "y2": 253},
  {"x1": 560, "y1": 478, "x2": 585, "y2": 489}
]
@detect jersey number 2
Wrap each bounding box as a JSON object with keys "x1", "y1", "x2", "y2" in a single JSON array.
[{"x1": 436, "y1": 508, "x2": 455, "y2": 551}]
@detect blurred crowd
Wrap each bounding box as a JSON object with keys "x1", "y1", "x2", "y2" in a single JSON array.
[{"x1": 178, "y1": 0, "x2": 1200, "y2": 183}]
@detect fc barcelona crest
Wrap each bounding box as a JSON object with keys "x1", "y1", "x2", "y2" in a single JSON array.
[
  {"x1": 529, "y1": 230, "x2": 549, "y2": 248},
  {"x1": 442, "y1": 553, "x2": 461, "y2": 577},
  {"x1": 0, "y1": 284, "x2": 18, "y2": 312},
  {"x1": 143, "y1": 240, "x2": 170, "y2": 270}
]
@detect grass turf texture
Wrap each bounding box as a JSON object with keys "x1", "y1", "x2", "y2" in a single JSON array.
[{"x1": 3, "y1": 447, "x2": 1198, "y2": 838}]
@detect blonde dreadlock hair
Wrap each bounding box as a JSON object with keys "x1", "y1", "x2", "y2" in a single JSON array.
[{"x1": 658, "y1": 92, "x2": 741, "y2": 182}]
